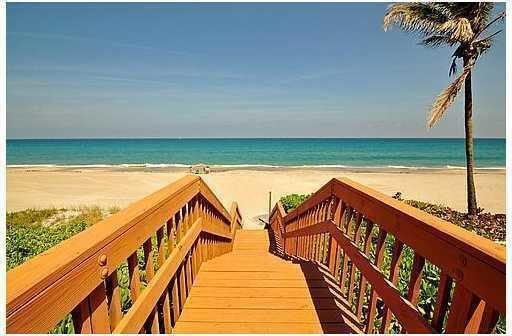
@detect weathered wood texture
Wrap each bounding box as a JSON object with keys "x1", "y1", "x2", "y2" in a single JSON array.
[
  {"x1": 269, "y1": 177, "x2": 505, "y2": 334},
  {"x1": 7, "y1": 176, "x2": 242, "y2": 334}
]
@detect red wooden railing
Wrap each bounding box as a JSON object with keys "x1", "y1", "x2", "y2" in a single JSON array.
[
  {"x1": 6, "y1": 175, "x2": 242, "y2": 334},
  {"x1": 270, "y1": 178, "x2": 505, "y2": 333}
]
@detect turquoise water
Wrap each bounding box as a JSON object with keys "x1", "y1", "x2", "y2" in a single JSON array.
[{"x1": 6, "y1": 138, "x2": 505, "y2": 169}]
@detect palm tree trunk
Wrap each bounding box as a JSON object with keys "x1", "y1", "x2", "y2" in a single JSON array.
[{"x1": 464, "y1": 58, "x2": 478, "y2": 215}]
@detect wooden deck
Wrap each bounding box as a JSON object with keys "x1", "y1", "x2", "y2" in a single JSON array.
[{"x1": 174, "y1": 230, "x2": 362, "y2": 333}]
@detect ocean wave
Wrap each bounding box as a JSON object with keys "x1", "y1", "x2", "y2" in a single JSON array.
[
  {"x1": 7, "y1": 164, "x2": 58, "y2": 168},
  {"x1": 6, "y1": 163, "x2": 505, "y2": 170}
]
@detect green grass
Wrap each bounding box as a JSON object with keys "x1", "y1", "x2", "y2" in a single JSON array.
[{"x1": 7, "y1": 206, "x2": 119, "y2": 270}]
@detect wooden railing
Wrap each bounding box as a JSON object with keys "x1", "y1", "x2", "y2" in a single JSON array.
[
  {"x1": 270, "y1": 178, "x2": 505, "y2": 334},
  {"x1": 7, "y1": 175, "x2": 243, "y2": 334}
]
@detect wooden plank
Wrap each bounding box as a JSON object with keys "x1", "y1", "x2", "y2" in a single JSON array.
[
  {"x1": 196, "y1": 271, "x2": 324, "y2": 280},
  {"x1": 127, "y1": 252, "x2": 141, "y2": 303},
  {"x1": 87, "y1": 283, "x2": 111, "y2": 333},
  {"x1": 445, "y1": 283, "x2": 479, "y2": 333},
  {"x1": 184, "y1": 297, "x2": 341, "y2": 310},
  {"x1": 160, "y1": 290, "x2": 172, "y2": 333},
  {"x1": 468, "y1": 301, "x2": 499, "y2": 333},
  {"x1": 188, "y1": 287, "x2": 338, "y2": 298},
  {"x1": 104, "y1": 272, "x2": 122, "y2": 331},
  {"x1": 142, "y1": 237, "x2": 159, "y2": 333},
  {"x1": 178, "y1": 308, "x2": 344, "y2": 323},
  {"x1": 169, "y1": 277, "x2": 180, "y2": 326},
  {"x1": 71, "y1": 298, "x2": 92, "y2": 334},
  {"x1": 192, "y1": 278, "x2": 329, "y2": 288},
  {"x1": 347, "y1": 213, "x2": 363, "y2": 303},
  {"x1": 431, "y1": 271, "x2": 453, "y2": 331},
  {"x1": 355, "y1": 220, "x2": 374, "y2": 320},
  {"x1": 407, "y1": 253, "x2": 425, "y2": 305},
  {"x1": 365, "y1": 228, "x2": 387, "y2": 333},
  {"x1": 380, "y1": 239, "x2": 404, "y2": 333},
  {"x1": 71, "y1": 283, "x2": 110, "y2": 334},
  {"x1": 173, "y1": 321, "x2": 353, "y2": 334}
]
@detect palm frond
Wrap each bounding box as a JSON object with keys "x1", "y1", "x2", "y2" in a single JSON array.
[
  {"x1": 471, "y1": 3, "x2": 494, "y2": 33},
  {"x1": 420, "y1": 35, "x2": 455, "y2": 48},
  {"x1": 439, "y1": 17, "x2": 474, "y2": 42},
  {"x1": 428, "y1": 66, "x2": 471, "y2": 128},
  {"x1": 383, "y1": 3, "x2": 452, "y2": 35},
  {"x1": 473, "y1": 30, "x2": 501, "y2": 56}
]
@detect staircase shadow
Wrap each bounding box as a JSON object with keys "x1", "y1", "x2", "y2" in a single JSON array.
[
  {"x1": 297, "y1": 261, "x2": 363, "y2": 334},
  {"x1": 266, "y1": 227, "x2": 286, "y2": 259}
]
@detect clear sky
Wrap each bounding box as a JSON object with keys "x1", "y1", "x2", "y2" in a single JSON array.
[{"x1": 7, "y1": 3, "x2": 506, "y2": 139}]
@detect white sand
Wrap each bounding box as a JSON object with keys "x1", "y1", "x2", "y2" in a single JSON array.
[{"x1": 6, "y1": 168, "x2": 505, "y2": 229}]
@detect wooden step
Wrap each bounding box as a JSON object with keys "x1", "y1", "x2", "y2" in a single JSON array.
[{"x1": 173, "y1": 230, "x2": 362, "y2": 333}]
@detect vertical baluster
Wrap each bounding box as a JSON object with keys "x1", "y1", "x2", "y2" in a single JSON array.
[
  {"x1": 380, "y1": 239, "x2": 404, "y2": 333},
  {"x1": 333, "y1": 202, "x2": 346, "y2": 281},
  {"x1": 466, "y1": 301, "x2": 500, "y2": 333},
  {"x1": 155, "y1": 226, "x2": 172, "y2": 333},
  {"x1": 127, "y1": 252, "x2": 141, "y2": 303},
  {"x1": 72, "y1": 283, "x2": 111, "y2": 334},
  {"x1": 365, "y1": 227, "x2": 387, "y2": 333},
  {"x1": 327, "y1": 199, "x2": 341, "y2": 275},
  {"x1": 445, "y1": 283, "x2": 479, "y2": 333},
  {"x1": 184, "y1": 206, "x2": 194, "y2": 292},
  {"x1": 170, "y1": 275, "x2": 180, "y2": 326},
  {"x1": 166, "y1": 217, "x2": 174, "y2": 258},
  {"x1": 317, "y1": 203, "x2": 326, "y2": 262},
  {"x1": 105, "y1": 271, "x2": 122, "y2": 331},
  {"x1": 407, "y1": 253, "x2": 426, "y2": 305},
  {"x1": 339, "y1": 207, "x2": 353, "y2": 294},
  {"x1": 347, "y1": 213, "x2": 363, "y2": 304},
  {"x1": 176, "y1": 209, "x2": 187, "y2": 311},
  {"x1": 142, "y1": 238, "x2": 159, "y2": 333},
  {"x1": 356, "y1": 220, "x2": 374, "y2": 319},
  {"x1": 166, "y1": 215, "x2": 180, "y2": 327},
  {"x1": 431, "y1": 271, "x2": 453, "y2": 331}
]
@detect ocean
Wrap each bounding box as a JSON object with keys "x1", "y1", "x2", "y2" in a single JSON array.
[{"x1": 6, "y1": 138, "x2": 505, "y2": 169}]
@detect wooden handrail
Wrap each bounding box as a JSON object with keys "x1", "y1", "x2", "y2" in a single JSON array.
[
  {"x1": 270, "y1": 177, "x2": 505, "y2": 334},
  {"x1": 6, "y1": 175, "x2": 243, "y2": 333}
]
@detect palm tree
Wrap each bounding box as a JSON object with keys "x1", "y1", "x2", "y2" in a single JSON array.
[{"x1": 383, "y1": 3, "x2": 505, "y2": 215}]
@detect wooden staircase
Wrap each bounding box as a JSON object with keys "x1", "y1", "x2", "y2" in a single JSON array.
[
  {"x1": 174, "y1": 230, "x2": 361, "y2": 333},
  {"x1": 6, "y1": 176, "x2": 505, "y2": 334}
]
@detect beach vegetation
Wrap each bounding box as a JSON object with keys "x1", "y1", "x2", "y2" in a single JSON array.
[
  {"x1": 279, "y1": 193, "x2": 311, "y2": 212},
  {"x1": 383, "y1": 3, "x2": 505, "y2": 215}
]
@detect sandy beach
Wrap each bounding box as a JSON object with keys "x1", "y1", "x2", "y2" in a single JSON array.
[{"x1": 6, "y1": 167, "x2": 505, "y2": 229}]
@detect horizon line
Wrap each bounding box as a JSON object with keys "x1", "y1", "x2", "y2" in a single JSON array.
[{"x1": 6, "y1": 136, "x2": 506, "y2": 141}]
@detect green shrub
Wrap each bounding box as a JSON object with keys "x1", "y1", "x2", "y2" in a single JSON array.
[
  {"x1": 280, "y1": 193, "x2": 311, "y2": 212},
  {"x1": 6, "y1": 206, "x2": 121, "y2": 333}
]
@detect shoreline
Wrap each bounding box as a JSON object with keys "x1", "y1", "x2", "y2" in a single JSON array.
[{"x1": 6, "y1": 164, "x2": 506, "y2": 174}]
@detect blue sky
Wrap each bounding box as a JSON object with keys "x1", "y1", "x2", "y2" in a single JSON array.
[{"x1": 7, "y1": 3, "x2": 506, "y2": 138}]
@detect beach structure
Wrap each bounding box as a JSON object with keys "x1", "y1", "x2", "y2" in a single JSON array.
[
  {"x1": 6, "y1": 176, "x2": 505, "y2": 333},
  {"x1": 189, "y1": 163, "x2": 210, "y2": 174}
]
